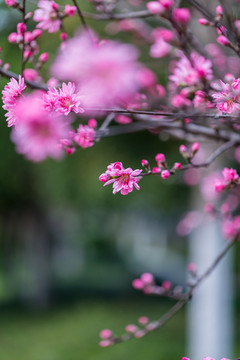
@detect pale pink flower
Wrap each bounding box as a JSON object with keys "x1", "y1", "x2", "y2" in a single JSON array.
[
  {"x1": 212, "y1": 79, "x2": 240, "y2": 113},
  {"x1": 2, "y1": 76, "x2": 26, "y2": 127},
  {"x1": 11, "y1": 93, "x2": 70, "y2": 162},
  {"x1": 33, "y1": 0, "x2": 61, "y2": 33},
  {"x1": 74, "y1": 124, "x2": 96, "y2": 149},
  {"x1": 169, "y1": 52, "x2": 213, "y2": 87},
  {"x1": 51, "y1": 31, "x2": 141, "y2": 107},
  {"x1": 99, "y1": 162, "x2": 142, "y2": 195}
]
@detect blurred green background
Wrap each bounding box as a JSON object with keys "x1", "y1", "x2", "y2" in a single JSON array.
[{"x1": 0, "y1": 1, "x2": 240, "y2": 359}]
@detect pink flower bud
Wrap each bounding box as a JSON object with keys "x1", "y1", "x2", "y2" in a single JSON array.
[
  {"x1": 152, "y1": 167, "x2": 160, "y2": 173},
  {"x1": 99, "y1": 174, "x2": 109, "y2": 183},
  {"x1": 5, "y1": 0, "x2": 17, "y2": 6},
  {"x1": 141, "y1": 272, "x2": 154, "y2": 284},
  {"x1": 132, "y1": 278, "x2": 144, "y2": 289},
  {"x1": 160, "y1": 0, "x2": 173, "y2": 9},
  {"x1": 32, "y1": 29, "x2": 42, "y2": 39},
  {"x1": 99, "y1": 329, "x2": 112, "y2": 339},
  {"x1": 24, "y1": 31, "x2": 33, "y2": 43},
  {"x1": 39, "y1": 52, "x2": 49, "y2": 62},
  {"x1": 173, "y1": 162, "x2": 181, "y2": 170},
  {"x1": 216, "y1": 5, "x2": 223, "y2": 16},
  {"x1": 198, "y1": 18, "x2": 210, "y2": 25},
  {"x1": 179, "y1": 144, "x2": 188, "y2": 155},
  {"x1": 138, "y1": 316, "x2": 149, "y2": 324},
  {"x1": 51, "y1": 1, "x2": 59, "y2": 10},
  {"x1": 60, "y1": 32, "x2": 68, "y2": 41},
  {"x1": 232, "y1": 78, "x2": 240, "y2": 90},
  {"x1": 141, "y1": 159, "x2": 149, "y2": 167},
  {"x1": 161, "y1": 170, "x2": 170, "y2": 179},
  {"x1": 23, "y1": 49, "x2": 31, "y2": 59},
  {"x1": 147, "y1": 1, "x2": 164, "y2": 14},
  {"x1": 66, "y1": 148, "x2": 75, "y2": 154},
  {"x1": 214, "y1": 180, "x2": 225, "y2": 193},
  {"x1": 8, "y1": 32, "x2": 18, "y2": 43},
  {"x1": 217, "y1": 35, "x2": 230, "y2": 46},
  {"x1": 162, "y1": 280, "x2": 171, "y2": 290},
  {"x1": 99, "y1": 340, "x2": 112, "y2": 347},
  {"x1": 64, "y1": 4, "x2": 77, "y2": 16},
  {"x1": 155, "y1": 153, "x2": 165, "y2": 163},
  {"x1": 172, "y1": 8, "x2": 191, "y2": 24},
  {"x1": 88, "y1": 119, "x2": 97, "y2": 128},
  {"x1": 125, "y1": 324, "x2": 138, "y2": 333},
  {"x1": 191, "y1": 142, "x2": 199, "y2": 153},
  {"x1": 17, "y1": 22, "x2": 26, "y2": 34}
]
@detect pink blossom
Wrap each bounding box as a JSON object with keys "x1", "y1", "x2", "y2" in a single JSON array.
[
  {"x1": 11, "y1": 93, "x2": 70, "y2": 162},
  {"x1": 99, "y1": 329, "x2": 112, "y2": 339},
  {"x1": 222, "y1": 167, "x2": 239, "y2": 182},
  {"x1": 33, "y1": 0, "x2": 61, "y2": 33},
  {"x1": 2, "y1": 76, "x2": 26, "y2": 127},
  {"x1": 74, "y1": 125, "x2": 96, "y2": 149},
  {"x1": 212, "y1": 79, "x2": 240, "y2": 113},
  {"x1": 172, "y1": 8, "x2": 191, "y2": 24},
  {"x1": 169, "y1": 52, "x2": 213, "y2": 87},
  {"x1": 43, "y1": 82, "x2": 84, "y2": 115},
  {"x1": 214, "y1": 180, "x2": 226, "y2": 193},
  {"x1": 147, "y1": 1, "x2": 165, "y2": 15},
  {"x1": 150, "y1": 37, "x2": 171, "y2": 58},
  {"x1": 138, "y1": 316, "x2": 149, "y2": 324},
  {"x1": 161, "y1": 170, "x2": 170, "y2": 179},
  {"x1": 99, "y1": 162, "x2": 142, "y2": 195},
  {"x1": 132, "y1": 278, "x2": 144, "y2": 289},
  {"x1": 52, "y1": 31, "x2": 141, "y2": 107},
  {"x1": 125, "y1": 324, "x2": 138, "y2": 333}
]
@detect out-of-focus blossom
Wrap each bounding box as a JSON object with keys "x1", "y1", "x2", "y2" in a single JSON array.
[
  {"x1": 11, "y1": 93, "x2": 70, "y2": 161},
  {"x1": 74, "y1": 124, "x2": 96, "y2": 149},
  {"x1": 2, "y1": 76, "x2": 26, "y2": 127},
  {"x1": 51, "y1": 31, "x2": 141, "y2": 108}
]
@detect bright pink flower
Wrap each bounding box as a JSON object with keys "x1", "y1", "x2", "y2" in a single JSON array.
[
  {"x1": 33, "y1": 0, "x2": 61, "y2": 33},
  {"x1": 11, "y1": 93, "x2": 70, "y2": 162},
  {"x1": 214, "y1": 180, "x2": 225, "y2": 193},
  {"x1": 99, "y1": 162, "x2": 142, "y2": 195},
  {"x1": 52, "y1": 31, "x2": 141, "y2": 107},
  {"x1": 43, "y1": 82, "x2": 84, "y2": 115},
  {"x1": 132, "y1": 278, "x2": 144, "y2": 289},
  {"x1": 161, "y1": 170, "x2": 170, "y2": 179},
  {"x1": 172, "y1": 8, "x2": 191, "y2": 24},
  {"x1": 222, "y1": 167, "x2": 239, "y2": 182},
  {"x1": 74, "y1": 125, "x2": 96, "y2": 149},
  {"x1": 2, "y1": 76, "x2": 26, "y2": 127}
]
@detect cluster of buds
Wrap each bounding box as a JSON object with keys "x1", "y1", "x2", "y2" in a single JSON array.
[
  {"x1": 8, "y1": 23, "x2": 42, "y2": 61},
  {"x1": 179, "y1": 142, "x2": 200, "y2": 161},
  {"x1": 214, "y1": 168, "x2": 240, "y2": 193},
  {"x1": 142, "y1": 153, "x2": 181, "y2": 180},
  {"x1": 99, "y1": 316, "x2": 151, "y2": 347}
]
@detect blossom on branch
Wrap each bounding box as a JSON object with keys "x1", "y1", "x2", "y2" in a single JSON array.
[{"x1": 99, "y1": 162, "x2": 142, "y2": 195}]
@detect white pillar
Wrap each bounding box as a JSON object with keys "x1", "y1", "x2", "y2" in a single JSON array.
[{"x1": 187, "y1": 220, "x2": 233, "y2": 359}]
